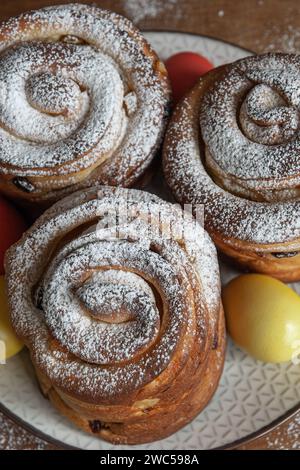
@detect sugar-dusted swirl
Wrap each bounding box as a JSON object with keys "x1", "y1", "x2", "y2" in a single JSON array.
[
  {"x1": 163, "y1": 54, "x2": 300, "y2": 282},
  {"x1": 0, "y1": 4, "x2": 170, "y2": 204},
  {"x1": 5, "y1": 186, "x2": 224, "y2": 444},
  {"x1": 200, "y1": 54, "x2": 300, "y2": 202}
]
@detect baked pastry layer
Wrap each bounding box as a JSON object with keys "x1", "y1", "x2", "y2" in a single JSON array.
[
  {"x1": 5, "y1": 186, "x2": 225, "y2": 444},
  {"x1": 163, "y1": 54, "x2": 300, "y2": 282},
  {"x1": 0, "y1": 4, "x2": 170, "y2": 206}
]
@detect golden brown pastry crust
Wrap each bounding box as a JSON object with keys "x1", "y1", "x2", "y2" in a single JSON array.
[
  {"x1": 5, "y1": 186, "x2": 225, "y2": 445},
  {"x1": 0, "y1": 4, "x2": 170, "y2": 207},
  {"x1": 36, "y1": 306, "x2": 225, "y2": 445},
  {"x1": 163, "y1": 54, "x2": 300, "y2": 282}
]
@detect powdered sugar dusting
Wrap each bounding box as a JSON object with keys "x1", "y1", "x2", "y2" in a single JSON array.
[
  {"x1": 0, "y1": 4, "x2": 170, "y2": 198},
  {"x1": 266, "y1": 414, "x2": 300, "y2": 449},
  {"x1": 123, "y1": 0, "x2": 181, "y2": 24},
  {"x1": 0, "y1": 42, "x2": 124, "y2": 170},
  {"x1": 5, "y1": 186, "x2": 220, "y2": 402},
  {"x1": 257, "y1": 24, "x2": 300, "y2": 55},
  {"x1": 0, "y1": 411, "x2": 53, "y2": 450},
  {"x1": 164, "y1": 54, "x2": 300, "y2": 247},
  {"x1": 201, "y1": 54, "x2": 300, "y2": 200}
]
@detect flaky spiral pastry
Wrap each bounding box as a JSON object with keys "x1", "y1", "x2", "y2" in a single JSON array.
[
  {"x1": 0, "y1": 4, "x2": 170, "y2": 205},
  {"x1": 163, "y1": 53, "x2": 300, "y2": 282},
  {"x1": 5, "y1": 186, "x2": 225, "y2": 445}
]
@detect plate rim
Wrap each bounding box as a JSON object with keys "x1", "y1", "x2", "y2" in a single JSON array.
[
  {"x1": 1, "y1": 29, "x2": 299, "y2": 451},
  {"x1": 143, "y1": 28, "x2": 254, "y2": 56}
]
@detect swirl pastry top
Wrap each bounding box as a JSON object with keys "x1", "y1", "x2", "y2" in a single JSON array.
[
  {"x1": 5, "y1": 186, "x2": 222, "y2": 406},
  {"x1": 201, "y1": 54, "x2": 300, "y2": 202},
  {"x1": 164, "y1": 53, "x2": 300, "y2": 250},
  {"x1": 0, "y1": 4, "x2": 170, "y2": 203}
]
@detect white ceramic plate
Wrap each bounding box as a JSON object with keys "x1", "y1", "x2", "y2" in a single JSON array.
[{"x1": 1, "y1": 31, "x2": 299, "y2": 450}]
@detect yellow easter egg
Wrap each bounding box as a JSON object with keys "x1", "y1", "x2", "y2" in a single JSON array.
[
  {"x1": 222, "y1": 274, "x2": 300, "y2": 363},
  {"x1": 0, "y1": 275, "x2": 23, "y2": 361}
]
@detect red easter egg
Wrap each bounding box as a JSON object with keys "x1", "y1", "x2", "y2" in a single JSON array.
[
  {"x1": 0, "y1": 196, "x2": 27, "y2": 274},
  {"x1": 165, "y1": 52, "x2": 214, "y2": 104}
]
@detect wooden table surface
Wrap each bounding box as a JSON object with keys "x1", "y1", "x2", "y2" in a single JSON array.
[{"x1": 0, "y1": 0, "x2": 299, "y2": 451}]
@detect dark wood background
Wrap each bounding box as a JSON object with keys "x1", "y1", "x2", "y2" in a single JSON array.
[
  {"x1": 0, "y1": 0, "x2": 299, "y2": 450},
  {"x1": 2, "y1": 0, "x2": 300, "y2": 54}
]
